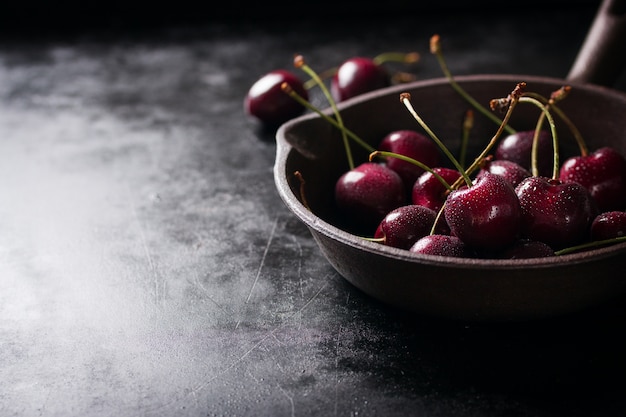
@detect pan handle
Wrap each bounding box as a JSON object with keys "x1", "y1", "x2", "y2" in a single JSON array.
[{"x1": 566, "y1": 0, "x2": 626, "y2": 86}]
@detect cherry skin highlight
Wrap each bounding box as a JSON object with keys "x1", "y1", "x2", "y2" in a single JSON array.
[
  {"x1": 494, "y1": 130, "x2": 553, "y2": 177},
  {"x1": 412, "y1": 167, "x2": 461, "y2": 212},
  {"x1": 335, "y1": 162, "x2": 406, "y2": 233},
  {"x1": 515, "y1": 176, "x2": 595, "y2": 249},
  {"x1": 476, "y1": 158, "x2": 531, "y2": 189},
  {"x1": 378, "y1": 129, "x2": 441, "y2": 193},
  {"x1": 331, "y1": 57, "x2": 389, "y2": 102},
  {"x1": 590, "y1": 211, "x2": 626, "y2": 241},
  {"x1": 559, "y1": 146, "x2": 626, "y2": 213},
  {"x1": 444, "y1": 172, "x2": 522, "y2": 250},
  {"x1": 374, "y1": 204, "x2": 439, "y2": 250},
  {"x1": 409, "y1": 234, "x2": 469, "y2": 258},
  {"x1": 245, "y1": 69, "x2": 308, "y2": 126}
]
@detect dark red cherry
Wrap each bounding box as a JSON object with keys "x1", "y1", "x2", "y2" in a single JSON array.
[
  {"x1": 559, "y1": 146, "x2": 626, "y2": 213},
  {"x1": 475, "y1": 158, "x2": 531, "y2": 189},
  {"x1": 495, "y1": 130, "x2": 553, "y2": 177},
  {"x1": 378, "y1": 129, "x2": 441, "y2": 193},
  {"x1": 412, "y1": 167, "x2": 462, "y2": 211},
  {"x1": 515, "y1": 176, "x2": 595, "y2": 248},
  {"x1": 374, "y1": 205, "x2": 439, "y2": 250},
  {"x1": 499, "y1": 239, "x2": 555, "y2": 259},
  {"x1": 409, "y1": 234, "x2": 469, "y2": 258},
  {"x1": 244, "y1": 69, "x2": 308, "y2": 126},
  {"x1": 590, "y1": 211, "x2": 626, "y2": 241},
  {"x1": 444, "y1": 172, "x2": 522, "y2": 250},
  {"x1": 335, "y1": 162, "x2": 406, "y2": 232},
  {"x1": 330, "y1": 57, "x2": 389, "y2": 102}
]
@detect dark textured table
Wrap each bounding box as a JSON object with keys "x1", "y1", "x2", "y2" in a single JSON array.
[{"x1": 2, "y1": 3, "x2": 626, "y2": 416}]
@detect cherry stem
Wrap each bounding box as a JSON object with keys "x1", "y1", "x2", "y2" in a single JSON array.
[
  {"x1": 295, "y1": 55, "x2": 354, "y2": 170},
  {"x1": 303, "y1": 67, "x2": 337, "y2": 90},
  {"x1": 460, "y1": 109, "x2": 474, "y2": 169},
  {"x1": 293, "y1": 171, "x2": 311, "y2": 210},
  {"x1": 369, "y1": 150, "x2": 453, "y2": 191},
  {"x1": 372, "y1": 51, "x2": 421, "y2": 66},
  {"x1": 519, "y1": 95, "x2": 560, "y2": 179},
  {"x1": 450, "y1": 82, "x2": 526, "y2": 189},
  {"x1": 400, "y1": 92, "x2": 473, "y2": 187},
  {"x1": 281, "y1": 83, "x2": 375, "y2": 153},
  {"x1": 523, "y1": 90, "x2": 588, "y2": 157},
  {"x1": 530, "y1": 111, "x2": 547, "y2": 178},
  {"x1": 391, "y1": 72, "x2": 418, "y2": 83},
  {"x1": 363, "y1": 236, "x2": 386, "y2": 243},
  {"x1": 431, "y1": 204, "x2": 447, "y2": 236},
  {"x1": 429, "y1": 34, "x2": 517, "y2": 136},
  {"x1": 554, "y1": 236, "x2": 626, "y2": 256}
]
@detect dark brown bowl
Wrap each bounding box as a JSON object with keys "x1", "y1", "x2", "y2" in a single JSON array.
[{"x1": 274, "y1": 74, "x2": 626, "y2": 321}]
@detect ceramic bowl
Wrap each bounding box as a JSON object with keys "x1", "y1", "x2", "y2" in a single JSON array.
[{"x1": 274, "y1": 74, "x2": 626, "y2": 321}]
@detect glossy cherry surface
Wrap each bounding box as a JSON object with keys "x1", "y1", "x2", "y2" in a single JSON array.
[
  {"x1": 334, "y1": 162, "x2": 405, "y2": 233},
  {"x1": 444, "y1": 172, "x2": 522, "y2": 250},
  {"x1": 378, "y1": 129, "x2": 442, "y2": 193},
  {"x1": 409, "y1": 234, "x2": 469, "y2": 258},
  {"x1": 515, "y1": 177, "x2": 595, "y2": 249},
  {"x1": 590, "y1": 211, "x2": 626, "y2": 240},
  {"x1": 495, "y1": 130, "x2": 553, "y2": 177},
  {"x1": 411, "y1": 167, "x2": 461, "y2": 211},
  {"x1": 330, "y1": 57, "x2": 389, "y2": 102},
  {"x1": 245, "y1": 69, "x2": 308, "y2": 126},
  {"x1": 559, "y1": 146, "x2": 626, "y2": 213},
  {"x1": 475, "y1": 158, "x2": 531, "y2": 188},
  {"x1": 374, "y1": 204, "x2": 438, "y2": 250}
]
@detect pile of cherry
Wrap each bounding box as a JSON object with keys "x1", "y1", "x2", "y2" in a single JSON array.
[
  {"x1": 245, "y1": 38, "x2": 626, "y2": 259},
  {"x1": 336, "y1": 120, "x2": 626, "y2": 259}
]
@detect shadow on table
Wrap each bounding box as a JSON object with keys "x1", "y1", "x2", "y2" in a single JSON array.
[{"x1": 331, "y1": 281, "x2": 626, "y2": 414}]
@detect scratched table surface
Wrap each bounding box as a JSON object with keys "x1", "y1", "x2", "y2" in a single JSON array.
[{"x1": 2, "y1": 2, "x2": 626, "y2": 416}]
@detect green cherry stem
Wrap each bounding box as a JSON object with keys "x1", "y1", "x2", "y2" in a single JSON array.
[
  {"x1": 518, "y1": 95, "x2": 560, "y2": 180},
  {"x1": 429, "y1": 34, "x2": 517, "y2": 136},
  {"x1": 530, "y1": 111, "x2": 547, "y2": 178},
  {"x1": 431, "y1": 203, "x2": 447, "y2": 236},
  {"x1": 523, "y1": 89, "x2": 589, "y2": 157},
  {"x1": 450, "y1": 82, "x2": 526, "y2": 190},
  {"x1": 400, "y1": 92, "x2": 473, "y2": 187},
  {"x1": 281, "y1": 82, "x2": 375, "y2": 153},
  {"x1": 555, "y1": 236, "x2": 626, "y2": 256},
  {"x1": 372, "y1": 51, "x2": 421, "y2": 66},
  {"x1": 369, "y1": 150, "x2": 454, "y2": 191},
  {"x1": 460, "y1": 109, "x2": 474, "y2": 169},
  {"x1": 303, "y1": 67, "x2": 337, "y2": 90},
  {"x1": 295, "y1": 55, "x2": 355, "y2": 170}
]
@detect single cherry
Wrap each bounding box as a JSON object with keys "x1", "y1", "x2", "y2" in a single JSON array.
[
  {"x1": 590, "y1": 211, "x2": 626, "y2": 241},
  {"x1": 378, "y1": 129, "x2": 441, "y2": 193},
  {"x1": 444, "y1": 172, "x2": 522, "y2": 250},
  {"x1": 330, "y1": 57, "x2": 390, "y2": 102},
  {"x1": 244, "y1": 69, "x2": 308, "y2": 126},
  {"x1": 411, "y1": 167, "x2": 461, "y2": 212},
  {"x1": 475, "y1": 158, "x2": 531, "y2": 189},
  {"x1": 499, "y1": 239, "x2": 555, "y2": 259},
  {"x1": 335, "y1": 162, "x2": 406, "y2": 233},
  {"x1": 409, "y1": 234, "x2": 469, "y2": 258},
  {"x1": 374, "y1": 205, "x2": 439, "y2": 250},
  {"x1": 515, "y1": 176, "x2": 595, "y2": 248},
  {"x1": 559, "y1": 146, "x2": 626, "y2": 213},
  {"x1": 494, "y1": 130, "x2": 553, "y2": 177}
]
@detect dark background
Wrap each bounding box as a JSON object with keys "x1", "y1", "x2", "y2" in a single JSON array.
[{"x1": 2, "y1": 1, "x2": 626, "y2": 416}]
